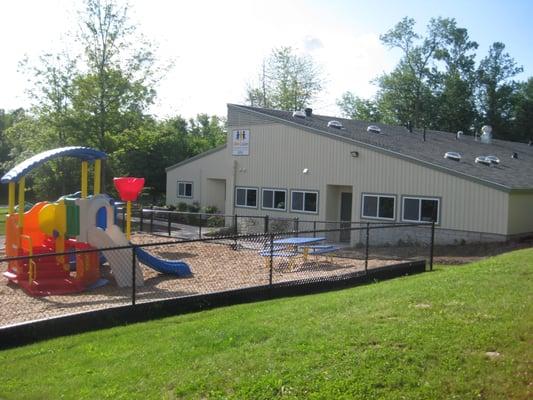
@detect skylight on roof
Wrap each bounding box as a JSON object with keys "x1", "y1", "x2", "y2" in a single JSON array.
[
  {"x1": 327, "y1": 120, "x2": 342, "y2": 129},
  {"x1": 475, "y1": 156, "x2": 492, "y2": 166},
  {"x1": 444, "y1": 152, "x2": 461, "y2": 161},
  {"x1": 367, "y1": 125, "x2": 381, "y2": 134},
  {"x1": 292, "y1": 110, "x2": 306, "y2": 119},
  {"x1": 486, "y1": 155, "x2": 500, "y2": 164}
]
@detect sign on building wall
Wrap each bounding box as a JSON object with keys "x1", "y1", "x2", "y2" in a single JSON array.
[{"x1": 232, "y1": 129, "x2": 250, "y2": 156}]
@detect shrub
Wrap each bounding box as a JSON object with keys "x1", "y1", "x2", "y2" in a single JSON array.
[
  {"x1": 203, "y1": 205, "x2": 219, "y2": 214},
  {"x1": 207, "y1": 215, "x2": 225, "y2": 227}
]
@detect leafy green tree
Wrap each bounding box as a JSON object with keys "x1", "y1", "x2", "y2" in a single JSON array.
[
  {"x1": 336, "y1": 92, "x2": 382, "y2": 122},
  {"x1": 188, "y1": 114, "x2": 226, "y2": 148},
  {"x1": 377, "y1": 17, "x2": 444, "y2": 127},
  {"x1": 512, "y1": 77, "x2": 533, "y2": 142},
  {"x1": 74, "y1": 0, "x2": 160, "y2": 153},
  {"x1": 246, "y1": 46, "x2": 324, "y2": 111},
  {"x1": 477, "y1": 42, "x2": 523, "y2": 138},
  {"x1": 432, "y1": 19, "x2": 479, "y2": 133}
]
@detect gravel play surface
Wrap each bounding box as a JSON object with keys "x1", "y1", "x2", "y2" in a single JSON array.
[{"x1": 0, "y1": 233, "x2": 403, "y2": 326}]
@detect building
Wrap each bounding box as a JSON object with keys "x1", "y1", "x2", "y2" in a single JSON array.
[{"x1": 166, "y1": 104, "x2": 533, "y2": 245}]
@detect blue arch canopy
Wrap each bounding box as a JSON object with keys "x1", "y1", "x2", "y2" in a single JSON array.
[{"x1": 1, "y1": 146, "x2": 107, "y2": 184}]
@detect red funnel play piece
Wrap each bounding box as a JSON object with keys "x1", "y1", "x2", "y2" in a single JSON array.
[{"x1": 114, "y1": 177, "x2": 145, "y2": 202}]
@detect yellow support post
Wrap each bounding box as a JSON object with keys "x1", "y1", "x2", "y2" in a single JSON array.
[
  {"x1": 8, "y1": 182, "x2": 15, "y2": 215},
  {"x1": 81, "y1": 161, "x2": 88, "y2": 198},
  {"x1": 18, "y1": 177, "x2": 25, "y2": 228},
  {"x1": 126, "y1": 201, "x2": 132, "y2": 240},
  {"x1": 94, "y1": 159, "x2": 101, "y2": 195}
]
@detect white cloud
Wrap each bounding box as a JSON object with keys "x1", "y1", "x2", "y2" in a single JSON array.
[{"x1": 303, "y1": 36, "x2": 324, "y2": 52}]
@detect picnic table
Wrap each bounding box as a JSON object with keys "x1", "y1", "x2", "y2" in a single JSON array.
[{"x1": 259, "y1": 236, "x2": 339, "y2": 269}]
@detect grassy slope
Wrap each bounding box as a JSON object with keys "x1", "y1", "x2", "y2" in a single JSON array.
[{"x1": 0, "y1": 249, "x2": 531, "y2": 400}]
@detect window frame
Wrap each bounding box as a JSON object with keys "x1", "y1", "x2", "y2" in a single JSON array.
[
  {"x1": 261, "y1": 188, "x2": 287, "y2": 212},
  {"x1": 290, "y1": 189, "x2": 319, "y2": 214},
  {"x1": 360, "y1": 193, "x2": 396, "y2": 221},
  {"x1": 401, "y1": 196, "x2": 441, "y2": 224},
  {"x1": 176, "y1": 181, "x2": 193, "y2": 198},
  {"x1": 234, "y1": 186, "x2": 259, "y2": 209}
]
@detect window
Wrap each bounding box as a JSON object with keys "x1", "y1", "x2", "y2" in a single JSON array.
[
  {"x1": 361, "y1": 194, "x2": 395, "y2": 220},
  {"x1": 235, "y1": 187, "x2": 258, "y2": 208},
  {"x1": 291, "y1": 190, "x2": 318, "y2": 213},
  {"x1": 177, "y1": 181, "x2": 193, "y2": 198},
  {"x1": 262, "y1": 189, "x2": 287, "y2": 211},
  {"x1": 402, "y1": 197, "x2": 439, "y2": 223}
]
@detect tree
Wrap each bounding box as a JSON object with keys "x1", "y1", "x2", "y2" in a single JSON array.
[
  {"x1": 431, "y1": 18, "x2": 479, "y2": 133},
  {"x1": 512, "y1": 77, "x2": 533, "y2": 142},
  {"x1": 477, "y1": 42, "x2": 523, "y2": 138},
  {"x1": 246, "y1": 47, "x2": 324, "y2": 111},
  {"x1": 74, "y1": 0, "x2": 160, "y2": 153},
  {"x1": 336, "y1": 92, "x2": 382, "y2": 122},
  {"x1": 377, "y1": 17, "x2": 444, "y2": 128}
]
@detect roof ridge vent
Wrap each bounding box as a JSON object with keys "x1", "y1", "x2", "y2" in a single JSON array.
[
  {"x1": 292, "y1": 110, "x2": 306, "y2": 119},
  {"x1": 327, "y1": 120, "x2": 343, "y2": 129},
  {"x1": 367, "y1": 125, "x2": 381, "y2": 134},
  {"x1": 444, "y1": 151, "x2": 461, "y2": 161}
]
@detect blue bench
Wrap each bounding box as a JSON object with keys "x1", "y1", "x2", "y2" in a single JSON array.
[
  {"x1": 259, "y1": 244, "x2": 340, "y2": 270},
  {"x1": 300, "y1": 245, "x2": 339, "y2": 263}
]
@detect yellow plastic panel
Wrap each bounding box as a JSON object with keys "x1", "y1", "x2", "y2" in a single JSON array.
[{"x1": 38, "y1": 204, "x2": 58, "y2": 236}]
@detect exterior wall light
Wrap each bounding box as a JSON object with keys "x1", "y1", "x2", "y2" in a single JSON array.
[
  {"x1": 302, "y1": 168, "x2": 309, "y2": 174},
  {"x1": 350, "y1": 150, "x2": 359, "y2": 158}
]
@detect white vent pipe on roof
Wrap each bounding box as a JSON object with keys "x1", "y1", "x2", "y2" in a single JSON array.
[{"x1": 480, "y1": 125, "x2": 492, "y2": 144}]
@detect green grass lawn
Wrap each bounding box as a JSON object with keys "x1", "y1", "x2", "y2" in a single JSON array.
[{"x1": 1, "y1": 249, "x2": 532, "y2": 399}]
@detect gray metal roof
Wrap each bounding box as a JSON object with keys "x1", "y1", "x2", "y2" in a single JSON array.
[{"x1": 229, "y1": 104, "x2": 533, "y2": 191}]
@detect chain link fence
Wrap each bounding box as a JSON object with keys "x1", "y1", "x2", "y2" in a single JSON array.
[{"x1": 0, "y1": 222, "x2": 434, "y2": 328}]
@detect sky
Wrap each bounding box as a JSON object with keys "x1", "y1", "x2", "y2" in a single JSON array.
[{"x1": 0, "y1": 0, "x2": 532, "y2": 119}]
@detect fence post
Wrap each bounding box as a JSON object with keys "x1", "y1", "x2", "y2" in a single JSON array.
[
  {"x1": 139, "y1": 208, "x2": 144, "y2": 232},
  {"x1": 150, "y1": 206, "x2": 154, "y2": 233},
  {"x1": 233, "y1": 214, "x2": 238, "y2": 235},
  {"x1": 269, "y1": 233, "x2": 274, "y2": 286},
  {"x1": 264, "y1": 215, "x2": 269, "y2": 233},
  {"x1": 365, "y1": 222, "x2": 370, "y2": 273},
  {"x1": 131, "y1": 245, "x2": 137, "y2": 306},
  {"x1": 313, "y1": 220, "x2": 317, "y2": 237},
  {"x1": 167, "y1": 212, "x2": 172, "y2": 236},
  {"x1": 430, "y1": 222, "x2": 435, "y2": 271},
  {"x1": 294, "y1": 217, "x2": 299, "y2": 236},
  {"x1": 199, "y1": 224, "x2": 202, "y2": 239}
]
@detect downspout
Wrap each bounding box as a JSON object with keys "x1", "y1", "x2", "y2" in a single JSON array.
[{"x1": 232, "y1": 159, "x2": 238, "y2": 215}]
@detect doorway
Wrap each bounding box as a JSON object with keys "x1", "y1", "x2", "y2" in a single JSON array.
[{"x1": 340, "y1": 192, "x2": 352, "y2": 242}]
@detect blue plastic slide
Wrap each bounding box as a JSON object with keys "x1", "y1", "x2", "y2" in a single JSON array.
[{"x1": 134, "y1": 247, "x2": 192, "y2": 276}]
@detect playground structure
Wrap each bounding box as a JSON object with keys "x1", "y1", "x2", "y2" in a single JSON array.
[{"x1": 1, "y1": 146, "x2": 191, "y2": 296}]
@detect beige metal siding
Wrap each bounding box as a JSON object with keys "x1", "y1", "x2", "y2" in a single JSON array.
[
  {"x1": 229, "y1": 123, "x2": 510, "y2": 234},
  {"x1": 508, "y1": 193, "x2": 533, "y2": 234},
  {"x1": 166, "y1": 147, "x2": 230, "y2": 207}
]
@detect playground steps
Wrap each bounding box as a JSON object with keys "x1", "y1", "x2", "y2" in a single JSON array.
[{"x1": 4, "y1": 245, "x2": 85, "y2": 296}]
